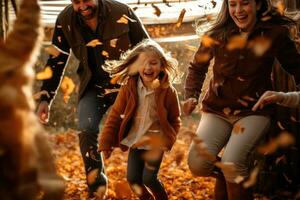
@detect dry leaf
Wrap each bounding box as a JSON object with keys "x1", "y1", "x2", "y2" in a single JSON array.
[
  {"x1": 60, "y1": 76, "x2": 75, "y2": 103},
  {"x1": 275, "y1": 1, "x2": 285, "y2": 15},
  {"x1": 242, "y1": 95, "x2": 256, "y2": 102},
  {"x1": 175, "y1": 9, "x2": 186, "y2": 28},
  {"x1": 233, "y1": 123, "x2": 245, "y2": 134},
  {"x1": 33, "y1": 90, "x2": 50, "y2": 100},
  {"x1": 195, "y1": 53, "x2": 211, "y2": 63},
  {"x1": 237, "y1": 98, "x2": 249, "y2": 107},
  {"x1": 226, "y1": 35, "x2": 247, "y2": 50},
  {"x1": 110, "y1": 39, "x2": 118, "y2": 48},
  {"x1": 277, "y1": 121, "x2": 285, "y2": 130},
  {"x1": 243, "y1": 166, "x2": 260, "y2": 188},
  {"x1": 45, "y1": 45, "x2": 61, "y2": 58},
  {"x1": 36, "y1": 66, "x2": 53, "y2": 80},
  {"x1": 152, "y1": 4, "x2": 161, "y2": 17},
  {"x1": 248, "y1": 36, "x2": 272, "y2": 56},
  {"x1": 201, "y1": 35, "x2": 219, "y2": 47},
  {"x1": 211, "y1": 0, "x2": 217, "y2": 8},
  {"x1": 102, "y1": 50, "x2": 109, "y2": 58},
  {"x1": 150, "y1": 79, "x2": 160, "y2": 89},
  {"x1": 223, "y1": 107, "x2": 231, "y2": 115},
  {"x1": 104, "y1": 88, "x2": 120, "y2": 95},
  {"x1": 117, "y1": 16, "x2": 129, "y2": 24},
  {"x1": 86, "y1": 39, "x2": 102, "y2": 47}
]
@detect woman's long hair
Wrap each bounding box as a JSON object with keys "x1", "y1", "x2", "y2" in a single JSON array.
[
  {"x1": 103, "y1": 39, "x2": 181, "y2": 85},
  {"x1": 202, "y1": 0, "x2": 296, "y2": 40}
]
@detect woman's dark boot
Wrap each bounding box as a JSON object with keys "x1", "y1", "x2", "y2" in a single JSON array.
[
  {"x1": 226, "y1": 182, "x2": 253, "y2": 200},
  {"x1": 214, "y1": 175, "x2": 228, "y2": 200}
]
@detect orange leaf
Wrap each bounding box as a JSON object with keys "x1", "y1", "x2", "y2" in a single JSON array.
[
  {"x1": 226, "y1": 35, "x2": 247, "y2": 50},
  {"x1": 60, "y1": 76, "x2": 75, "y2": 103},
  {"x1": 36, "y1": 66, "x2": 53, "y2": 80},
  {"x1": 201, "y1": 34, "x2": 219, "y2": 47},
  {"x1": 86, "y1": 39, "x2": 103, "y2": 47}
]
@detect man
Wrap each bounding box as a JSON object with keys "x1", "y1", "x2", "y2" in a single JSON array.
[{"x1": 36, "y1": 0, "x2": 149, "y2": 196}]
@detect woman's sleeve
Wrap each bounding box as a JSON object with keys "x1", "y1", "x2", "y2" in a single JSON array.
[{"x1": 184, "y1": 40, "x2": 214, "y2": 100}]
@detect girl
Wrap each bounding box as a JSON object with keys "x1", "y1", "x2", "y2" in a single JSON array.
[
  {"x1": 183, "y1": 0, "x2": 300, "y2": 199},
  {"x1": 98, "y1": 39, "x2": 181, "y2": 200}
]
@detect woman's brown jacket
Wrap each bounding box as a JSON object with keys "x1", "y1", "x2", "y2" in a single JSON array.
[{"x1": 185, "y1": 21, "x2": 300, "y2": 117}]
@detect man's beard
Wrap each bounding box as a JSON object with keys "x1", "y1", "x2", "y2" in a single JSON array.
[{"x1": 77, "y1": 6, "x2": 97, "y2": 20}]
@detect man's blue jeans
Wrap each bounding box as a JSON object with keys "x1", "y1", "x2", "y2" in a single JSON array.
[{"x1": 77, "y1": 85, "x2": 117, "y2": 186}]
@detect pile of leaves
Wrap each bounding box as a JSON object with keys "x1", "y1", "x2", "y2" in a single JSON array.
[{"x1": 49, "y1": 126, "x2": 215, "y2": 200}]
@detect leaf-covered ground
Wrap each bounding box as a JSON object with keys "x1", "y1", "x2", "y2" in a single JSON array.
[{"x1": 49, "y1": 126, "x2": 215, "y2": 200}]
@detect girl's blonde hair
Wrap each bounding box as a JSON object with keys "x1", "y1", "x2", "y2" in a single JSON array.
[{"x1": 103, "y1": 39, "x2": 181, "y2": 85}]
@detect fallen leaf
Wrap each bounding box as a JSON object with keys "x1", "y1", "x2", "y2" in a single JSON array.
[
  {"x1": 36, "y1": 66, "x2": 53, "y2": 80},
  {"x1": 86, "y1": 39, "x2": 103, "y2": 47}
]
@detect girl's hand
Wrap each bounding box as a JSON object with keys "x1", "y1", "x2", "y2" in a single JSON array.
[
  {"x1": 102, "y1": 150, "x2": 113, "y2": 159},
  {"x1": 252, "y1": 91, "x2": 284, "y2": 111},
  {"x1": 182, "y1": 98, "x2": 198, "y2": 115}
]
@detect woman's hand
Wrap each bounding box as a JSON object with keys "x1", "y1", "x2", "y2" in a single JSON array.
[
  {"x1": 182, "y1": 98, "x2": 198, "y2": 115},
  {"x1": 252, "y1": 91, "x2": 284, "y2": 111}
]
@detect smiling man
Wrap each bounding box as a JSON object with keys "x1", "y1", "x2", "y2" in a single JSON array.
[{"x1": 36, "y1": 0, "x2": 149, "y2": 197}]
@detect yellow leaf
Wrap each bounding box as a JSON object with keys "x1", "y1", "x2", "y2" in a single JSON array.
[
  {"x1": 110, "y1": 39, "x2": 118, "y2": 48},
  {"x1": 117, "y1": 16, "x2": 129, "y2": 24},
  {"x1": 102, "y1": 50, "x2": 109, "y2": 58},
  {"x1": 175, "y1": 9, "x2": 186, "y2": 28},
  {"x1": 226, "y1": 35, "x2": 247, "y2": 50},
  {"x1": 36, "y1": 66, "x2": 53, "y2": 80},
  {"x1": 45, "y1": 45, "x2": 61, "y2": 58},
  {"x1": 60, "y1": 76, "x2": 75, "y2": 103}
]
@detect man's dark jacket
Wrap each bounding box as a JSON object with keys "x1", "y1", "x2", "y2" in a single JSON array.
[{"x1": 40, "y1": 0, "x2": 149, "y2": 104}]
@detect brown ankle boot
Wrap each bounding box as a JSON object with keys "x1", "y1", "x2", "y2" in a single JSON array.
[
  {"x1": 214, "y1": 175, "x2": 228, "y2": 200},
  {"x1": 226, "y1": 182, "x2": 253, "y2": 200}
]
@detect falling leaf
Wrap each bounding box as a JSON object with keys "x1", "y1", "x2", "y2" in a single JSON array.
[
  {"x1": 234, "y1": 175, "x2": 245, "y2": 184},
  {"x1": 226, "y1": 35, "x2": 247, "y2": 50},
  {"x1": 201, "y1": 35, "x2": 219, "y2": 47},
  {"x1": 243, "y1": 166, "x2": 260, "y2": 188},
  {"x1": 277, "y1": 121, "x2": 285, "y2": 130},
  {"x1": 45, "y1": 45, "x2": 61, "y2": 58},
  {"x1": 120, "y1": 114, "x2": 125, "y2": 119},
  {"x1": 261, "y1": 15, "x2": 272, "y2": 21},
  {"x1": 150, "y1": 79, "x2": 160, "y2": 89},
  {"x1": 33, "y1": 90, "x2": 50, "y2": 100},
  {"x1": 194, "y1": 137, "x2": 216, "y2": 162},
  {"x1": 277, "y1": 131, "x2": 295, "y2": 147},
  {"x1": 175, "y1": 9, "x2": 186, "y2": 28},
  {"x1": 211, "y1": 0, "x2": 217, "y2": 8},
  {"x1": 116, "y1": 16, "x2": 128, "y2": 24},
  {"x1": 237, "y1": 98, "x2": 249, "y2": 107},
  {"x1": 233, "y1": 123, "x2": 245, "y2": 134},
  {"x1": 143, "y1": 149, "x2": 163, "y2": 162},
  {"x1": 110, "y1": 39, "x2": 118, "y2": 48},
  {"x1": 110, "y1": 74, "x2": 121, "y2": 84},
  {"x1": 86, "y1": 39, "x2": 103, "y2": 47},
  {"x1": 57, "y1": 36, "x2": 62, "y2": 43},
  {"x1": 174, "y1": 152, "x2": 185, "y2": 166},
  {"x1": 236, "y1": 76, "x2": 245, "y2": 81},
  {"x1": 60, "y1": 76, "x2": 75, "y2": 103},
  {"x1": 275, "y1": 1, "x2": 285, "y2": 15},
  {"x1": 152, "y1": 4, "x2": 161, "y2": 17},
  {"x1": 223, "y1": 107, "x2": 231, "y2": 115},
  {"x1": 248, "y1": 36, "x2": 272, "y2": 56},
  {"x1": 57, "y1": 25, "x2": 62, "y2": 28},
  {"x1": 195, "y1": 53, "x2": 211, "y2": 63},
  {"x1": 290, "y1": 115, "x2": 300, "y2": 122},
  {"x1": 132, "y1": 7, "x2": 138, "y2": 11},
  {"x1": 104, "y1": 88, "x2": 120, "y2": 95},
  {"x1": 102, "y1": 50, "x2": 109, "y2": 58},
  {"x1": 233, "y1": 110, "x2": 241, "y2": 115},
  {"x1": 242, "y1": 95, "x2": 256, "y2": 102},
  {"x1": 36, "y1": 66, "x2": 53, "y2": 80}
]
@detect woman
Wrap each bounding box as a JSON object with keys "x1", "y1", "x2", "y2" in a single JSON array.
[{"x1": 183, "y1": 0, "x2": 300, "y2": 199}]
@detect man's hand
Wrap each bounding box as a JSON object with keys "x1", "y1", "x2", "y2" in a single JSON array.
[
  {"x1": 252, "y1": 91, "x2": 284, "y2": 111},
  {"x1": 36, "y1": 101, "x2": 50, "y2": 124},
  {"x1": 182, "y1": 98, "x2": 198, "y2": 116}
]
